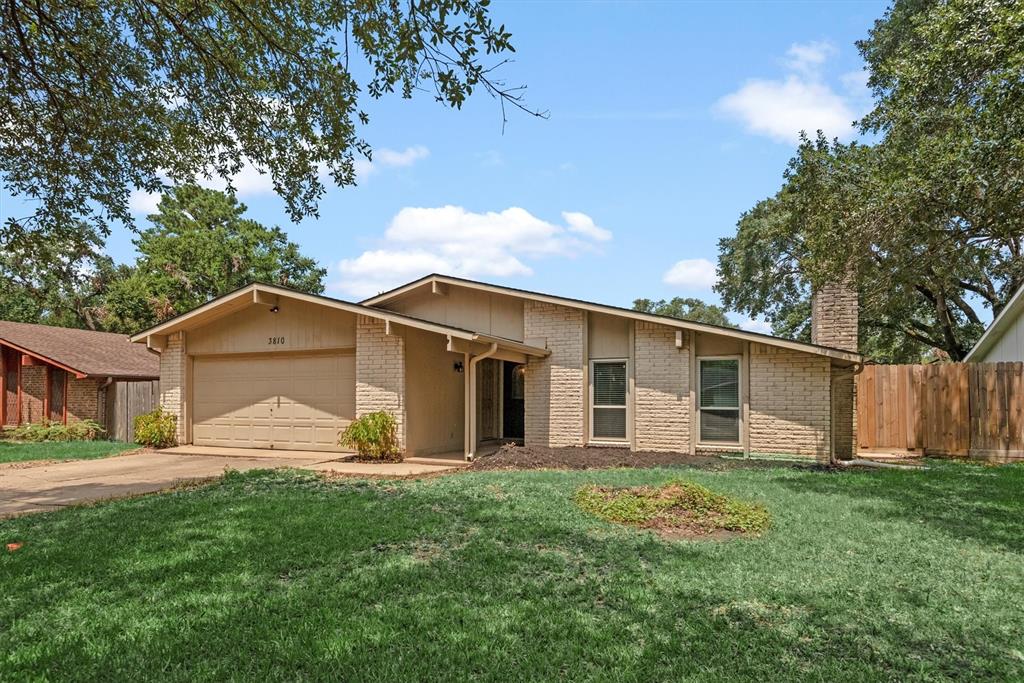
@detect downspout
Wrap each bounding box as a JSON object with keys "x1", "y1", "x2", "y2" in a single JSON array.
[{"x1": 465, "y1": 343, "x2": 499, "y2": 462}]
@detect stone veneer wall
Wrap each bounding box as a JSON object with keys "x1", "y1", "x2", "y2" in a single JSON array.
[
  {"x1": 811, "y1": 280, "x2": 858, "y2": 352},
  {"x1": 355, "y1": 316, "x2": 406, "y2": 449},
  {"x1": 633, "y1": 322, "x2": 689, "y2": 452},
  {"x1": 749, "y1": 344, "x2": 831, "y2": 461},
  {"x1": 523, "y1": 301, "x2": 584, "y2": 447},
  {"x1": 159, "y1": 335, "x2": 187, "y2": 443}
]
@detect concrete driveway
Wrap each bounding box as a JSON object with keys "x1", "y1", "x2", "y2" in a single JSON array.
[{"x1": 0, "y1": 448, "x2": 461, "y2": 518}]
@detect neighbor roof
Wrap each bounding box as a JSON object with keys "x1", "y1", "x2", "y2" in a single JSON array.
[
  {"x1": 363, "y1": 273, "x2": 863, "y2": 364},
  {"x1": 965, "y1": 281, "x2": 1024, "y2": 361},
  {"x1": 129, "y1": 283, "x2": 550, "y2": 358},
  {"x1": 0, "y1": 320, "x2": 160, "y2": 379}
]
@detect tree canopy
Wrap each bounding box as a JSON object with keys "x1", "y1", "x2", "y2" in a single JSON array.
[
  {"x1": 1, "y1": 185, "x2": 325, "y2": 334},
  {"x1": 1, "y1": 0, "x2": 536, "y2": 240},
  {"x1": 632, "y1": 297, "x2": 736, "y2": 328},
  {"x1": 716, "y1": 0, "x2": 1024, "y2": 362},
  {"x1": 100, "y1": 185, "x2": 326, "y2": 333}
]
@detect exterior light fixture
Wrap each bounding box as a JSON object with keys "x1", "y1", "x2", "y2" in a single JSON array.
[
  {"x1": 453, "y1": 361, "x2": 464, "y2": 373},
  {"x1": 269, "y1": 305, "x2": 280, "y2": 313}
]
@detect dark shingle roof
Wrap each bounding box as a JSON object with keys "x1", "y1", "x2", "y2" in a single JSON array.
[{"x1": 0, "y1": 320, "x2": 159, "y2": 378}]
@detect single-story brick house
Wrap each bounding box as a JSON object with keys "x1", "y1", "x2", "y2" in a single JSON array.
[
  {"x1": 1, "y1": 321, "x2": 160, "y2": 428},
  {"x1": 131, "y1": 275, "x2": 861, "y2": 463}
]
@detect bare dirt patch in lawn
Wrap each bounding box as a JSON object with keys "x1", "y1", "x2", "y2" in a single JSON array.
[
  {"x1": 575, "y1": 480, "x2": 771, "y2": 540},
  {"x1": 470, "y1": 444, "x2": 816, "y2": 471}
]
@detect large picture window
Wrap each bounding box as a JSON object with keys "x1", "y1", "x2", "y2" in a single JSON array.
[
  {"x1": 591, "y1": 360, "x2": 627, "y2": 441},
  {"x1": 698, "y1": 358, "x2": 740, "y2": 443}
]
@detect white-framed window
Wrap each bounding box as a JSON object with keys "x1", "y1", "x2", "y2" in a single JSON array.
[
  {"x1": 590, "y1": 359, "x2": 627, "y2": 442},
  {"x1": 698, "y1": 356, "x2": 741, "y2": 444}
]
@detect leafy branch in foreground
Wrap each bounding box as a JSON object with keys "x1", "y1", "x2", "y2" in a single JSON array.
[{"x1": 1, "y1": 0, "x2": 545, "y2": 238}]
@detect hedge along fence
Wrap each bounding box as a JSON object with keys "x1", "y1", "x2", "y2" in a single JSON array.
[{"x1": 856, "y1": 362, "x2": 1024, "y2": 462}]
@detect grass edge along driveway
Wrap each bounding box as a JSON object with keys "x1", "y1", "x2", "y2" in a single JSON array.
[
  {"x1": 1, "y1": 461, "x2": 1023, "y2": 681},
  {"x1": 0, "y1": 440, "x2": 140, "y2": 464}
]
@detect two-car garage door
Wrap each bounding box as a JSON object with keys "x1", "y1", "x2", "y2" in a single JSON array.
[{"x1": 192, "y1": 353, "x2": 355, "y2": 452}]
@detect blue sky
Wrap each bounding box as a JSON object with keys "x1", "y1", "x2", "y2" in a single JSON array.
[{"x1": 13, "y1": 0, "x2": 892, "y2": 331}]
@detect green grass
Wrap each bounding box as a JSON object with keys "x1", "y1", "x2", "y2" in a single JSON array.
[
  {"x1": 1, "y1": 461, "x2": 1023, "y2": 681},
  {"x1": 0, "y1": 440, "x2": 139, "y2": 464}
]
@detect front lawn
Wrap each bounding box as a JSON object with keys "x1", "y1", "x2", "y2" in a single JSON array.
[
  {"x1": 1, "y1": 461, "x2": 1023, "y2": 680},
  {"x1": 0, "y1": 440, "x2": 139, "y2": 464}
]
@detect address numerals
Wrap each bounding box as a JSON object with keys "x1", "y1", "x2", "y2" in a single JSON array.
[{"x1": 268, "y1": 336, "x2": 286, "y2": 345}]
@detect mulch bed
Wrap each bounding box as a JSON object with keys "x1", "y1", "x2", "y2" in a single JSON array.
[{"x1": 469, "y1": 443, "x2": 818, "y2": 471}]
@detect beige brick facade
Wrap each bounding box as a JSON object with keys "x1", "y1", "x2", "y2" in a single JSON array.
[
  {"x1": 749, "y1": 344, "x2": 831, "y2": 461},
  {"x1": 523, "y1": 301, "x2": 584, "y2": 447},
  {"x1": 159, "y1": 334, "x2": 186, "y2": 444},
  {"x1": 356, "y1": 316, "x2": 406, "y2": 449},
  {"x1": 634, "y1": 322, "x2": 690, "y2": 452}
]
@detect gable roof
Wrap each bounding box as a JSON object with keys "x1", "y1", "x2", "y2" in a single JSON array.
[
  {"x1": 0, "y1": 320, "x2": 160, "y2": 379},
  {"x1": 965, "y1": 281, "x2": 1024, "y2": 361},
  {"x1": 128, "y1": 283, "x2": 550, "y2": 358},
  {"x1": 363, "y1": 273, "x2": 862, "y2": 364}
]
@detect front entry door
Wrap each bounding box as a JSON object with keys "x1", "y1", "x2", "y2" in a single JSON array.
[{"x1": 502, "y1": 361, "x2": 525, "y2": 440}]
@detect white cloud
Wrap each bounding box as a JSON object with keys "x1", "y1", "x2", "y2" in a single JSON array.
[
  {"x1": 128, "y1": 188, "x2": 163, "y2": 215},
  {"x1": 562, "y1": 211, "x2": 612, "y2": 241},
  {"x1": 128, "y1": 145, "x2": 430, "y2": 214},
  {"x1": 332, "y1": 206, "x2": 612, "y2": 299},
  {"x1": 784, "y1": 41, "x2": 836, "y2": 75},
  {"x1": 374, "y1": 145, "x2": 430, "y2": 168},
  {"x1": 355, "y1": 145, "x2": 430, "y2": 180},
  {"x1": 716, "y1": 41, "x2": 862, "y2": 143},
  {"x1": 662, "y1": 258, "x2": 718, "y2": 290},
  {"x1": 736, "y1": 316, "x2": 773, "y2": 334}
]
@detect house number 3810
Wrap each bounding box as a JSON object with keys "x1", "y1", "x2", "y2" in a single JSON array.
[{"x1": 268, "y1": 336, "x2": 285, "y2": 345}]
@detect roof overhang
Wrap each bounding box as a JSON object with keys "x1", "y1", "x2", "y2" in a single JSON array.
[
  {"x1": 363, "y1": 274, "x2": 862, "y2": 365},
  {"x1": 0, "y1": 338, "x2": 88, "y2": 378},
  {"x1": 965, "y1": 282, "x2": 1024, "y2": 362},
  {"x1": 129, "y1": 283, "x2": 550, "y2": 359}
]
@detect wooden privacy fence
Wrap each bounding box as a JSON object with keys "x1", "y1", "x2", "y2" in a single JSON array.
[
  {"x1": 856, "y1": 363, "x2": 1024, "y2": 462},
  {"x1": 104, "y1": 379, "x2": 160, "y2": 442}
]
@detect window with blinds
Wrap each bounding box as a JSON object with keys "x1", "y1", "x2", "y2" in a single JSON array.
[
  {"x1": 591, "y1": 360, "x2": 627, "y2": 441},
  {"x1": 698, "y1": 358, "x2": 740, "y2": 443}
]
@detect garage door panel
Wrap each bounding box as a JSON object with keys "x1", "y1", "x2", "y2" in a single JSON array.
[{"x1": 193, "y1": 353, "x2": 354, "y2": 452}]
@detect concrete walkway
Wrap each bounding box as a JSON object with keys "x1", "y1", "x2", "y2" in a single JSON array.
[{"x1": 0, "y1": 448, "x2": 462, "y2": 518}]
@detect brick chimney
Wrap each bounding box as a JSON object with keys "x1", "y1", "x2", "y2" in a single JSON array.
[{"x1": 811, "y1": 279, "x2": 858, "y2": 352}]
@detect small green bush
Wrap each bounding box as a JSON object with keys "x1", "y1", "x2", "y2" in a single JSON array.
[
  {"x1": 134, "y1": 408, "x2": 177, "y2": 448},
  {"x1": 339, "y1": 411, "x2": 401, "y2": 461},
  {"x1": 9, "y1": 420, "x2": 104, "y2": 442}
]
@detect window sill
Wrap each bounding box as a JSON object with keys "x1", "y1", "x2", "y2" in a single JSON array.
[{"x1": 588, "y1": 440, "x2": 629, "y2": 447}]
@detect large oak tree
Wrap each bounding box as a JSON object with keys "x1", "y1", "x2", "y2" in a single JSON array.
[{"x1": 717, "y1": 0, "x2": 1024, "y2": 362}]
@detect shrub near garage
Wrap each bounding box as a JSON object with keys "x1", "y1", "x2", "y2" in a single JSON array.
[
  {"x1": 339, "y1": 411, "x2": 402, "y2": 462},
  {"x1": 134, "y1": 408, "x2": 177, "y2": 448}
]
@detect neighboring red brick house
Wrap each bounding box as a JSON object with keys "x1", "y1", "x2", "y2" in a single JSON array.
[{"x1": 0, "y1": 321, "x2": 159, "y2": 428}]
